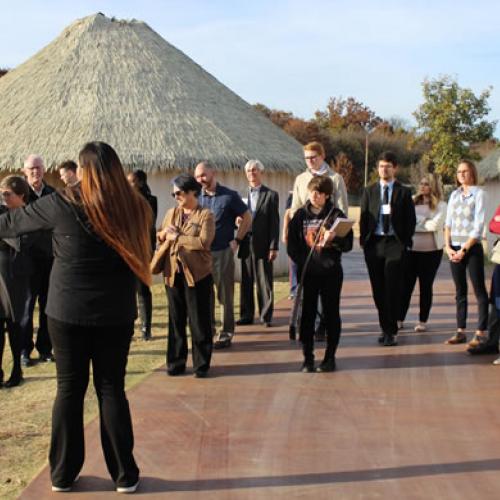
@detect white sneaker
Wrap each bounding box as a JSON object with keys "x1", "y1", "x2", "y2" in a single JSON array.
[
  {"x1": 493, "y1": 357, "x2": 500, "y2": 366},
  {"x1": 117, "y1": 480, "x2": 140, "y2": 493},
  {"x1": 414, "y1": 323, "x2": 427, "y2": 332}
]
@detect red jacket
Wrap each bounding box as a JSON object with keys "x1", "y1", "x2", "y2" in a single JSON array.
[{"x1": 489, "y1": 205, "x2": 500, "y2": 234}]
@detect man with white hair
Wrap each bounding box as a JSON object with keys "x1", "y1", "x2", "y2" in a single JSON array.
[
  {"x1": 237, "y1": 160, "x2": 279, "y2": 327},
  {"x1": 21, "y1": 154, "x2": 55, "y2": 366},
  {"x1": 195, "y1": 160, "x2": 252, "y2": 348}
]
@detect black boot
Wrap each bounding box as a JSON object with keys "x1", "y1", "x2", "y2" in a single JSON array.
[
  {"x1": 4, "y1": 368, "x2": 23, "y2": 388},
  {"x1": 301, "y1": 341, "x2": 315, "y2": 372}
]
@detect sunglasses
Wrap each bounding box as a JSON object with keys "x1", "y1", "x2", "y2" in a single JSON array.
[{"x1": 171, "y1": 190, "x2": 184, "y2": 198}]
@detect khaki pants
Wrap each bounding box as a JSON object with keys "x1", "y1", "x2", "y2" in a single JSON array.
[{"x1": 211, "y1": 247, "x2": 235, "y2": 337}]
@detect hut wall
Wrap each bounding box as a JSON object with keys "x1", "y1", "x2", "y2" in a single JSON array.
[{"x1": 149, "y1": 170, "x2": 296, "y2": 279}]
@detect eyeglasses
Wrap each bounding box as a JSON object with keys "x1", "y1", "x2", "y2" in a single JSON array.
[
  {"x1": 171, "y1": 190, "x2": 184, "y2": 198},
  {"x1": 304, "y1": 155, "x2": 318, "y2": 161}
]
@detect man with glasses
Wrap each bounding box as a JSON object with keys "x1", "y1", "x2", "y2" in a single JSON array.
[
  {"x1": 291, "y1": 141, "x2": 348, "y2": 216},
  {"x1": 290, "y1": 142, "x2": 348, "y2": 341},
  {"x1": 195, "y1": 161, "x2": 252, "y2": 349},
  {"x1": 21, "y1": 154, "x2": 55, "y2": 366}
]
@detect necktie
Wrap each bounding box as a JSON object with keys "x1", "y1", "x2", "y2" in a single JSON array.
[{"x1": 383, "y1": 185, "x2": 390, "y2": 234}]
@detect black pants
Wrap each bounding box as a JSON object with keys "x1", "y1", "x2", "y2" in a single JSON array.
[
  {"x1": 300, "y1": 266, "x2": 343, "y2": 363},
  {"x1": 47, "y1": 317, "x2": 139, "y2": 489},
  {"x1": 0, "y1": 319, "x2": 22, "y2": 378},
  {"x1": 240, "y1": 247, "x2": 274, "y2": 323},
  {"x1": 166, "y1": 273, "x2": 213, "y2": 373},
  {"x1": 21, "y1": 259, "x2": 52, "y2": 357},
  {"x1": 136, "y1": 279, "x2": 152, "y2": 334},
  {"x1": 449, "y1": 243, "x2": 489, "y2": 330},
  {"x1": 399, "y1": 250, "x2": 443, "y2": 323},
  {"x1": 364, "y1": 236, "x2": 405, "y2": 337}
]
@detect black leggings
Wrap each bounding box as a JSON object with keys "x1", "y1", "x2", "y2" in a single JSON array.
[
  {"x1": 449, "y1": 244, "x2": 489, "y2": 330},
  {"x1": 399, "y1": 250, "x2": 443, "y2": 323}
]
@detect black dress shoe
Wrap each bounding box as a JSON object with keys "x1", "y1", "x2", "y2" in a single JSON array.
[
  {"x1": 194, "y1": 370, "x2": 208, "y2": 378},
  {"x1": 21, "y1": 356, "x2": 35, "y2": 367},
  {"x1": 383, "y1": 335, "x2": 398, "y2": 347},
  {"x1": 4, "y1": 370, "x2": 23, "y2": 388},
  {"x1": 167, "y1": 365, "x2": 186, "y2": 376},
  {"x1": 467, "y1": 343, "x2": 499, "y2": 355},
  {"x1": 300, "y1": 361, "x2": 315, "y2": 373},
  {"x1": 39, "y1": 353, "x2": 55, "y2": 363},
  {"x1": 214, "y1": 338, "x2": 232, "y2": 349},
  {"x1": 316, "y1": 359, "x2": 336, "y2": 372},
  {"x1": 236, "y1": 319, "x2": 254, "y2": 326}
]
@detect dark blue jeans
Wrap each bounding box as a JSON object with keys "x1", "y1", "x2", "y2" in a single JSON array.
[
  {"x1": 48, "y1": 317, "x2": 139, "y2": 489},
  {"x1": 449, "y1": 243, "x2": 489, "y2": 330}
]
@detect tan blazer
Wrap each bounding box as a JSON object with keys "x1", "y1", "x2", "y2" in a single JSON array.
[{"x1": 159, "y1": 205, "x2": 215, "y2": 287}]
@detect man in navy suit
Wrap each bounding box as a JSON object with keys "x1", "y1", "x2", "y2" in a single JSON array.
[{"x1": 360, "y1": 151, "x2": 416, "y2": 346}]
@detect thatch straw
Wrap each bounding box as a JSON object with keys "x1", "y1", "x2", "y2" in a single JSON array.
[
  {"x1": 0, "y1": 13, "x2": 304, "y2": 173},
  {"x1": 478, "y1": 149, "x2": 500, "y2": 181}
]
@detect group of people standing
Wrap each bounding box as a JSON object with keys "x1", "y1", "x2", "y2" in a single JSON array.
[{"x1": 1, "y1": 139, "x2": 498, "y2": 495}]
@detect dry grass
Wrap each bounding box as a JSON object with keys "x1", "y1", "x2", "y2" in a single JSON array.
[{"x1": 0, "y1": 277, "x2": 290, "y2": 499}]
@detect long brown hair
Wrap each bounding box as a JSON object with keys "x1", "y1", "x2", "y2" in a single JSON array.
[
  {"x1": 76, "y1": 142, "x2": 152, "y2": 285},
  {"x1": 413, "y1": 176, "x2": 441, "y2": 210}
]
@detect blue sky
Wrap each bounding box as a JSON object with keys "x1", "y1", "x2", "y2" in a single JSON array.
[{"x1": 1, "y1": 0, "x2": 499, "y2": 133}]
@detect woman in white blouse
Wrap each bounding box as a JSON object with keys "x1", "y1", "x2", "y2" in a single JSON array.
[{"x1": 399, "y1": 176, "x2": 446, "y2": 332}]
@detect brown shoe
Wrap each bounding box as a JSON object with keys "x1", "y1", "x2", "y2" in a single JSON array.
[
  {"x1": 468, "y1": 332, "x2": 488, "y2": 348},
  {"x1": 445, "y1": 332, "x2": 467, "y2": 345}
]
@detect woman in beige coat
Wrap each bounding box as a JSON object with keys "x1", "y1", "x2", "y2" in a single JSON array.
[{"x1": 155, "y1": 174, "x2": 215, "y2": 378}]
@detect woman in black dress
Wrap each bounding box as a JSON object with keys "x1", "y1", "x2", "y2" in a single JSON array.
[
  {"x1": 0, "y1": 142, "x2": 152, "y2": 493},
  {"x1": 0, "y1": 176, "x2": 34, "y2": 388}
]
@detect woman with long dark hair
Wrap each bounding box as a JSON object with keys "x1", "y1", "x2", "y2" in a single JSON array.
[
  {"x1": 0, "y1": 176, "x2": 34, "y2": 388},
  {"x1": 0, "y1": 142, "x2": 152, "y2": 493},
  {"x1": 127, "y1": 169, "x2": 157, "y2": 340},
  {"x1": 444, "y1": 160, "x2": 488, "y2": 346}
]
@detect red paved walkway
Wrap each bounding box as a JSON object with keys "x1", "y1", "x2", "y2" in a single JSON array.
[{"x1": 20, "y1": 251, "x2": 500, "y2": 499}]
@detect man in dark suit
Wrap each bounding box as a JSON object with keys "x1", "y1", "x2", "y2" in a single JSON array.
[
  {"x1": 21, "y1": 154, "x2": 55, "y2": 365},
  {"x1": 360, "y1": 151, "x2": 416, "y2": 346},
  {"x1": 237, "y1": 160, "x2": 280, "y2": 327}
]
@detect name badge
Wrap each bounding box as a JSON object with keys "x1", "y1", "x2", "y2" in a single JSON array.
[{"x1": 382, "y1": 204, "x2": 391, "y2": 215}]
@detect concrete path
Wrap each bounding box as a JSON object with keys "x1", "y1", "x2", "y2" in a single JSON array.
[{"x1": 21, "y1": 250, "x2": 500, "y2": 499}]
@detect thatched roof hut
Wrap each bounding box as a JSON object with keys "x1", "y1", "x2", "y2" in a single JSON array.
[
  {"x1": 477, "y1": 149, "x2": 500, "y2": 250},
  {"x1": 0, "y1": 13, "x2": 305, "y2": 274},
  {"x1": 478, "y1": 149, "x2": 500, "y2": 182},
  {"x1": 0, "y1": 12, "x2": 303, "y2": 173}
]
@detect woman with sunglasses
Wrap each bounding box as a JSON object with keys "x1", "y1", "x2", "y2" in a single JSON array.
[
  {"x1": 0, "y1": 176, "x2": 36, "y2": 388},
  {"x1": 398, "y1": 176, "x2": 446, "y2": 332},
  {"x1": 156, "y1": 174, "x2": 215, "y2": 378},
  {"x1": 0, "y1": 142, "x2": 151, "y2": 493}
]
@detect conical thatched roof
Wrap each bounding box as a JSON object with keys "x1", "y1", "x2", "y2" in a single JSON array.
[
  {"x1": 0, "y1": 13, "x2": 304, "y2": 173},
  {"x1": 478, "y1": 149, "x2": 500, "y2": 181}
]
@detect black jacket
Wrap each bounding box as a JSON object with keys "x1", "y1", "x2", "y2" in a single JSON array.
[
  {"x1": 27, "y1": 182, "x2": 56, "y2": 260},
  {"x1": 359, "y1": 181, "x2": 416, "y2": 248},
  {"x1": 238, "y1": 185, "x2": 280, "y2": 259},
  {"x1": 0, "y1": 192, "x2": 137, "y2": 326},
  {"x1": 287, "y1": 201, "x2": 353, "y2": 277}
]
